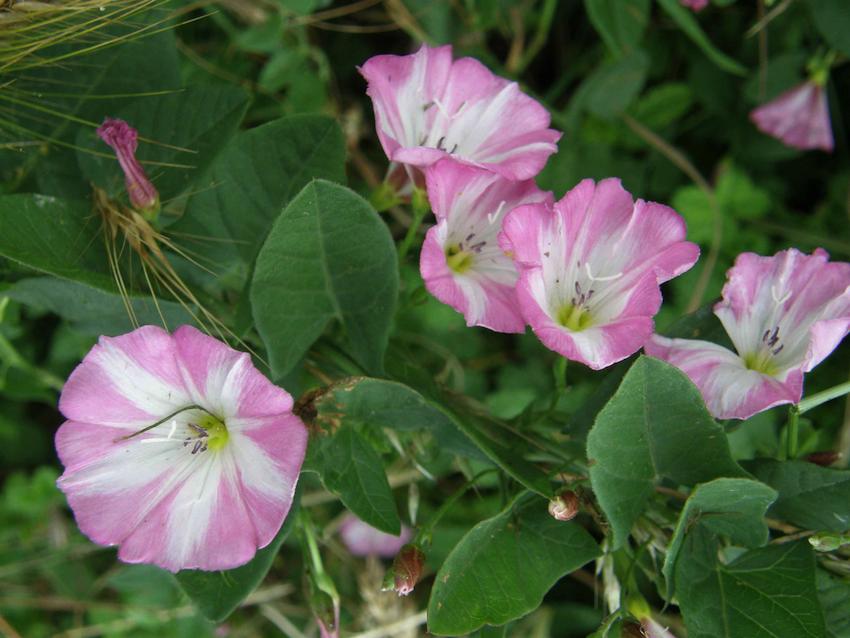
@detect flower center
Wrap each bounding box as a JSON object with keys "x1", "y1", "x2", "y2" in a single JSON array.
[
  {"x1": 556, "y1": 303, "x2": 593, "y2": 331},
  {"x1": 183, "y1": 413, "x2": 229, "y2": 454},
  {"x1": 446, "y1": 244, "x2": 474, "y2": 273},
  {"x1": 743, "y1": 325, "x2": 784, "y2": 376}
]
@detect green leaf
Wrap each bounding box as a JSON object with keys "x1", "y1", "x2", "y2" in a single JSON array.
[
  {"x1": 311, "y1": 424, "x2": 400, "y2": 534},
  {"x1": 587, "y1": 356, "x2": 746, "y2": 548},
  {"x1": 745, "y1": 459, "x2": 850, "y2": 532},
  {"x1": 251, "y1": 180, "x2": 398, "y2": 377},
  {"x1": 582, "y1": 51, "x2": 650, "y2": 119},
  {"x1": 77, "y1": 85, "x2": 250, "y2": 203},
  {"x1": 427, "y1": 492, "x2": 600, "y2": 635},
  {"x1": 170, "y1": 115, "x2": 346, "y2": 267},
  {"x1": 175, "y1": 491, "x2": 300, "y2": 623},
  {"x1": 662, "y1": 478, "x2": 777, "y2": 599},
  {"x1": 629, "y1": 82, "x2": 694, "y2": 130},
  {"x1": 818, "y1": 568, "x2": 850, "y2": 638},
  {"x1": 806, "y1": 0, "x2": 850, "y2": 58},
  {"x1": 676, "y1": 530, "x2": 826, "y2": 638},
  {"x1": 655, "y1": 0, "x2": 747, "y2": 76},
  {"x1": 584, "y1": 0, "x2": 651, "y2": 57},
  {"x1": 6, "y1": 277, "x2": 192, "y2": 335},
  {"x1": 0, "y1": 195, "x2": 114, "y2": 291}
]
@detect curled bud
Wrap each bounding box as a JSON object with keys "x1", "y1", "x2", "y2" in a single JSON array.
[
  {"x1": 548, "y1": 490, "x2": 580, "y2": 522},
  {"x1": 387, "y1": 543, "x2": 425, "y2": 596},
  {"x1": 805, "y1": 451, "x2": 840, "y2": 467},
  {"x1": 96, "y1": 118, "x2": 160, "y2": 218}
]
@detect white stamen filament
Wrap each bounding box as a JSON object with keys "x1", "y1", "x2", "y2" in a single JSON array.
[
  {"x1": 488, "y1": 200, "x2": 507, "y2": 225},
  {"x1": 771, "y1": 284, "x2": 791, "y2": 306},
  {"x1": 585, "y1": 262, "x2": 623, "y2": 283}
]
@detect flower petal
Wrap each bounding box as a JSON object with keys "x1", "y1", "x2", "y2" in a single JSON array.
[
  {"x1": 750, "y1": 81, "x2": 834, "y2": 152},
  {"x1": 645, "y1": 335, "x2": 802, "y2": 420},
  {"x1": 339, "y1": 514, "x2": 412, "y2": 558}
]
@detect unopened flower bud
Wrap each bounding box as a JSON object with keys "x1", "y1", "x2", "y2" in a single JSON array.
[
  {"x1": 805, "y1": 451, "x2": 840, "y2": 467},
  {"x1": 96, "y1": 118, "x2": 160, "y2": 218},
  {"x1": 388, "y1": 543, "x2": 425, "y2": 596},
  {"x1": 548, "y1": 490, "x2": 580, "y2": 522}
]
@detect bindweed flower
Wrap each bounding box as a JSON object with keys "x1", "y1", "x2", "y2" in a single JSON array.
[
  {"x1": 642, "y1": 618, "x2": 678, "y2": 638},
  {"x1": 339, "y1": 513, "x2": 413, "y2": 558},
  {"x1": 420, "y1": 158, "x2": 553, "y2": 332},
  {"x1": 55, "y1": 325, "x2": 308, "y2": 572},
  {"x1": 680, "y1": 0, "x2": 708, "y2": 11},
  {"x1": 548, "y1": 489, "x2": 580, "y2": 522},
  {"x1": 97, "y1": 118, "x2": 161, "y2": 216},
  {"x1": 359, "y1": 44, "x2": 560, "y2": 182},
  {"x1": 750, "y1": 81, "x2": 834, "y2": 152},
  {"x1": 387, "y1": 543, "x2": 425, "y2": 596},
  {"x1": 646, "y1": 249, "x2": 850, "y2": 420},
  {"x1": 500, "y1": 178, "x2": 699, "y2": 369}
]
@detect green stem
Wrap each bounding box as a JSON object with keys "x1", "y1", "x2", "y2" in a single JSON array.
[
  {"x1": 786, "y1": 404, "x2": 800, "y2": 460},
  {"x1": 514, "y1": 0, "x2": 558, "y2": 74},
  {"x1": 298, "y1": 510, "x2": 339, "y2": 600},
  {"x1": 416, "y1": 469, "x2": 497, "y2": 545},
  {"x1": 798, "y1": 380, "x2": 850, "y2": 414},
  {"x1": 397, "y1": 188, "x2": 430, "y2": 261}
]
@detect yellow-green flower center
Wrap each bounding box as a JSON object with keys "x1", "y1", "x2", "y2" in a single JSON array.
[
  {"x1": 446, "y1": 244, "x2": 474, "y2": 274},
  {"x1": 556, "y1": 303, "x2": 593, "y2": 331},
  {"x1": 742, "y1": 351, "x2": 780, "y2": 377},
  {"x1": 196, "y1": 413, "x2": 229, "y2": 452}
]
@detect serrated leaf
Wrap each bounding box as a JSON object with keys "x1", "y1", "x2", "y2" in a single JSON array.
[
  {"x1": 745, "y1": 459, "x2": 850, "y2": 532},
  {"x1": 656, "y1": 0, "x2": 747, "y2": 76},
  {"x1": 251, "y1": 180, "x2": 398, "y2": 377},
  {"x1": 170, "y1": 115, "x2": 346, "y2": 267},
  {"x1": 662, "y1": 477, "x2": 777, "y2": 599},
  {"x1": 311, "y1": 424, "x2": 400, "y2": 534},
  {"x1": 427, "y1": 492, "x2": 599, "y2": 635},
  {"x1": 587, "y1": 356, "x2": 746, "y2": 548},
  {"x1": 175, "y1": 492, "x2": 300, "y2": 623},
  {"x1": 676, "y1": 530, "x2": 826, "y2": 638},
  {"x1": 584, "y1": 0, "x2": 651, "y2": 57}
]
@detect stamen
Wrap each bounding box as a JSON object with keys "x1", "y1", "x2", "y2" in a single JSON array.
[
  {"x1": 771, "y1": 285, "x2": 791, "y2": 306},
  {"x1": 585, "y1": 262, "x2": 623, "y2": 282},
  {"x1": 488, "y1": 201, "x2": 507, "y2": 225}
]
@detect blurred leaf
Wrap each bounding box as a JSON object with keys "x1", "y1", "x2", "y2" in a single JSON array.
[
  {"x1": 176, "y1": 491, "x2": 300, "y2": 623},
  {"x1": 676, "y1": 530, "x2": 826, "y2": 637},
  {"x1": 806, "y1": 0, "x2": 850, "y2": 58},
  {"x1": 77, "y1": 85, "x2": 250, "y2": 203},
  {"x1": 310, "y1": 424, "x2": 401, "y2": 534},
  {"x1": 662, "y1": 477, "x2": 777, "y2": 599},
  {"x1": 251, "y1": 180, "x2": 398, "y2": 377},
  {"x1": 171, "y1": 115, "x2": 346, "y2": 267},
  {"x1": 656, "y1": 0, "x2": 747, "y2": 75},
  {"x1": 818, "y1": 568, "x2": 850, "y2": 638},
  {"x1": 427, "y1": 492, "x2": 599, "y2": 635},
  {"x1": 587, "y1": 356, "x2": 746, "y2": 548},
  {"x1": 584, "y1": 0, "x2": 651, "y2": 57},
  {"x1": 629, "y1": 82, "x2": 694, "y2": 130},
  {"x1": 581, "y1": 51, "x2": 650, "y2": 119},
  {"x1": 6, "y1": 277, "x2": 191, "y2": 335},
  {"x1": 745, "y1": 459, "x2": 850, "y2": 532},
  {"x1": 0, "y1": 195, "x2": 113, "y2": 291}
]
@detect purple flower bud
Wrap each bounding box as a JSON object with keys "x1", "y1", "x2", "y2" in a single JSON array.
[
  {"x1": 548, "y1": 490, "x2": 580, "y2": 522},
  {"x1": 96, "y1": 118, "x2": 160, "y2": 217},
  {"x1": 390, "y1": 544, "x2": 425, "y2": 596}
]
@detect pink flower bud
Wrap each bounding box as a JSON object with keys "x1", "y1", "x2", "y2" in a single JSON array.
[
  {"x1": 96, "y1": 118, "x2": 160, "y2": 216},
  {"x1": 390, "y1": 544, "x2": 425, "y2": 596},
  {"x1": 680, "y1": 0, "x2": 709, "y2": 10},
  {"x1": 548, "y1": 490, "x2": 580, "y2": 521}
]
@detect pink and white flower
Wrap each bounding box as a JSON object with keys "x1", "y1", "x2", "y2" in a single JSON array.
[
  {"x1": 680, "y1": 0, "x2": 708, "y2": 11},
  {"x1": 55, "y1": 325, "x2": 308, "y2": 572},
  {"x1": 500, "y1": 178, "x2": 699, "y2": 369},
  {"x1": 647, "y1": 249, "x2": 850, "y2": 420},
  {"x1": 359, "y1": 45, "x2": 561, "y2": 181},
  {"x1": 420, "y1": 159, "x2": 553, "y2": 332},
  {"x1": 97, "y1": 118, "x2": 160, "y2": 214},
  {"x1": 750, "y1": 81, "x2": 834, "y2": 152},
  {"x1": 339, "y1": 514, "x2": 413, "y2": 558}
]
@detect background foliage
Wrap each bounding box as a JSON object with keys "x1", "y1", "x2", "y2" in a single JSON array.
[{"x1": 1, "y1": 0, "x2": 850, "y2": 636}]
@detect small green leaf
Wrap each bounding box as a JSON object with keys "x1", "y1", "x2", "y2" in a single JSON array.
[
  {"x1": 584, "y1": 0, "x2": 651, "y2": 57},
  {"x1": 745, "y1": 459, "x2": 850, "y2": 532},
  {"x1": 587, "y1": 356, "x2": 746, "y2": 548},
  {"x1": 656, "y1": 0, "x2": 747, "y2": 76},
  {"x1": 427, "y1": 492, "x2": 600, "y2": 635},
  {"x1": 662, "y1": 477, "x2": 777, "y2": 599},
  {"x1": 175, "y1": 492, "x2": 300, "y2": 623},
  {"x1": 582, "y1": 51, "x2": 650, "y2": 119},
  {"x1": 251, "y1": 181, "x2": 397, "y2": 378},
  {"x1": 676, "y1": 530, "x2": 826, "y2": 638},
  {"x1": 170, "y1": 115, "x2": 346, "y2": 267},
  {"x1": 0, "y1": 195, "x2": 114, "y2": 292},
  {"x1": 313, "y1": 424, "x2": 400, "y2": 534}
]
